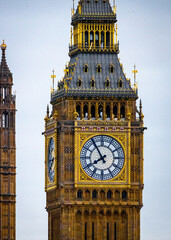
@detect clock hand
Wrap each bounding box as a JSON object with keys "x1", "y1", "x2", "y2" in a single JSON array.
[
  {"x1": 49, "y1": 159, "x2": 54, "y2": 172},
  {"x1": 93, "y1": 155, "x2": 107, "y2": 164},
  {"x1": 92, "y1": 138, "x2": 104, "y2": 160}
]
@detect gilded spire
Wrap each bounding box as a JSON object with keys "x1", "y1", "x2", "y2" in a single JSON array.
[{"x1": 0, "y1": 40, "x2": 12, "y2": 78}]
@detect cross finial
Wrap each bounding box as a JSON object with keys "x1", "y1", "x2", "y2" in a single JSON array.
[
  {"x1": 51, "y1": 69, "x2": 56, "y2": 91},
  {"x1": 132, "y1": 64, "x2": 138, "y2": 85}
]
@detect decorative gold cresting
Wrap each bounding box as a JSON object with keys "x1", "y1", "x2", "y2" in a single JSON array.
[
  {"x1": 51, "y1": 69, "x2": 56, "y2": 92},
  {"x1": 1, "y1": 40, "x2": 7, "y2": 50}
]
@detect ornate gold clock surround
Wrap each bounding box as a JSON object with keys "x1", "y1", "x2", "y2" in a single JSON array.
[
  {"x1": 74, "y1": 122, "x2": 131, "y2": 187},
  {"x1": 45, "y1": 118, "x2": 58, "y2": 191}
]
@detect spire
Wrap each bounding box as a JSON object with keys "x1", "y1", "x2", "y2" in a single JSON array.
[
  {"x1": 139, "y1": 99, "x2": 142, "y2": 121},
  {"x1": 46, "y1": 104, "x2": 49, "y2": 118},
  {"x1": 113, "y1": 0, "x2": 117, "y2": 14},
  {"x1": 0, "y1": 40, "x2": 12, "y2": 79}
]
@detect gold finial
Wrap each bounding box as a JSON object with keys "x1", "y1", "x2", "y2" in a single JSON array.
[
  {"x1": 132, "y1": 64, "x2": 138, "y2": 86},
  {"x1": 113, "y1": 0, "x2": 117, "y2": 14},
  {"x1": 1, "y1": 40, "x2": 7, "y2": 50},
  {"x1": 51, "y1": 69, "x2": 56, "y2": 92},
  {"x1": 72, "y1": 0, "x2": 75, "y2": 16}
]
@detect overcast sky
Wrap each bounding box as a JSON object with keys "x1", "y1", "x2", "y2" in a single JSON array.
[{"x1": 0, "y1": 0, "x2": 171, "y2": 239}]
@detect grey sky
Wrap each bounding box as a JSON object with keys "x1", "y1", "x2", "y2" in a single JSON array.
[{"x1": 0, "y1": 0, "x2": 171, "y2": 239}]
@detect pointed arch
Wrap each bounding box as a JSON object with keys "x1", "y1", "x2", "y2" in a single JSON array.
[
  {"x1": 106, "y1": 104, "x2": 110, "y2": 119},
  {"x1": 98, "y1": 104, "x2": 103, "y2": 119},
  {"x1": 77, "y1": 189, "x2": 83, "y2": 199},
  {"x1": 77, "y1": 77, "x2": 82, "y2": 87},
  {"x1": 92, "y1": 190, "x2": 97, "y2": 199},
  {"x1": 118, "y1": 77, "x2": 123, "y2": 88},
  {"x1": 120, "y1": 104, "x2": 125, "y2": 119},
  {"x1": 122, "y1": 190, "x2": 127, "y2": 200},
  {"x1": 83, "y1": 104, "x2": 88, "y2": 119},
  {"x1": 85, "y1": 31, "x2": 88, "y2": 47},
  {"x1": 113, "y1": 104, "x2": 118, "y2": 119},
  {"x1": 107, "y1": 190, "x2": 112, "y2": 199},
  {"x1": 95, "y1": 31, "x2": 99, "y2": 47},
  {"x1": 76, "y1": 104, "x2": 81, "y2": 120},
  {"x1": 101, "y1": 31, "x2": 104, "y2": 49},
  {"x1": 3, "y1": 111, "x2": 8, "y2": 128},
  {"x1": 91, "y1": 104, "x2": 96, "y2": 119},
  {"x1": 106, "y1": 31, "x2": 110, "y2": 47}
]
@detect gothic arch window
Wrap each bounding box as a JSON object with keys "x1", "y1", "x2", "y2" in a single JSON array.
[
  {"x1": 106, "y1": 31, "x2": 110, "y2": 47},
  {"x1": 98, "y1": 104, "x2": 103, "y2": 119},
  {"x1": 107, "y1": 190, "x2": 112, "y2": 199},
  {"x1": 77, "y1": 77, "x2": 82, "y2": 87},
  {"x1": 122, "y1": 190, "x2": 127, "y2": 200},
  {"x1": 115, "y1": 190, "x2": 120, "y2": 201},
  {"x1": 83, "y1": 104, "x2": 88, "y2": 119},
  {"x1": 105, "y1": 77, "x2": 110, "y2": 88},
  {"x1": 97, "y1": 64, "x2": 101, "y2": 74},
  {"x1": 10, "y1": 112, "x2": 13, "y2": 128},
  {"x1": 91, "y1": 104, "x2": 95, "y2": 119},
  {"x1": 92, "y1": 190, "x2": 97, "y2": 199},
  {"x1": 106, "y1": 104, "x2": 110, "y2": 120},
  {"x1": 76, "y1": 104, "x2": 81, "y2": 120},
  {"x1": 90, "y1": 31, "x2": 94, "y2": 46},
  {"x1": 100, "y1": 190, "x2": 105, "y2": 199},
  {"x1": 95, "y1": 31, "x2": 99, "y2": 47},
  {"x1": 118, "y1": 77, "x2": 123, "y2": 88},
  {"x1": 101, "y1": 31, "x2": 104, "y2": 48},
  {"x1": 77, "y1": 190, "x2": 83, "y2": 199},
  {"x1": 85, "y1": 190, "x2": 90, "y2": 200},
  {"x1": 113, "y1": 104, "x2": 118, "y2": 119},
  {"x1": 84, "y1": 64, "x2": 88, "y2": 73},
  {"x1": 90, "y1": 78, "x2": 95, "y2": 88},
  {"x1": 110, "y1": 64, "x2": 114, "y2": 74},
  {"x1": 85, "y1": 31, "x2": 88, "y2": 47},
  {"x1": 3, "y1": 111, "x2": 8, "y2": 128},
  {"x1": 120, "y1": 104, "x2": 125, "y2": 119}
]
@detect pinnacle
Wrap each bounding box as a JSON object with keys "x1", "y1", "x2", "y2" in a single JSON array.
[{"x1": 0, "y1": 41, "x2": 12, "y2": 78}]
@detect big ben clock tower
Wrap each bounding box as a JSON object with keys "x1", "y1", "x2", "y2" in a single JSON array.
[{"x1": 44, "y1": 1, "x2": 146, "y2": 239}]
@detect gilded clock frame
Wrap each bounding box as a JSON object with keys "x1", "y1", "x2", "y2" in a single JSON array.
[
  {"x1": 45, "y1": 121, "x2": 57, "y2": 191},
  {"x1": 74, "y1": 126, "x2": 131, "y2": 188}
]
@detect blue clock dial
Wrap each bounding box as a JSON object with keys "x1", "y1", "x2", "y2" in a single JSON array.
[
  {"x1": 48, "y1": 138, "x2": 55, "y2": 182},
  {"x1": 80, "y1": 135, "x2": 125, "y2": 180}
]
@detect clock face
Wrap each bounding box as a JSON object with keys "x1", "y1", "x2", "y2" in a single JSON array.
[
  {"x1": 80, "y1": 135, "x2": 125, "y2": 181},
  {"x1": 48, "y1": 138, "x2": 55, "y2": 182}
]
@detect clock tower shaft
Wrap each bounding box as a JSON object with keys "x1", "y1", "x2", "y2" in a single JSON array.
[
  {"x1": 44, "y1": 1, "x2": 146, "y2": 239},
  {"x1": 0, "y1": 42, "x2": 16, "y2": 240}
]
